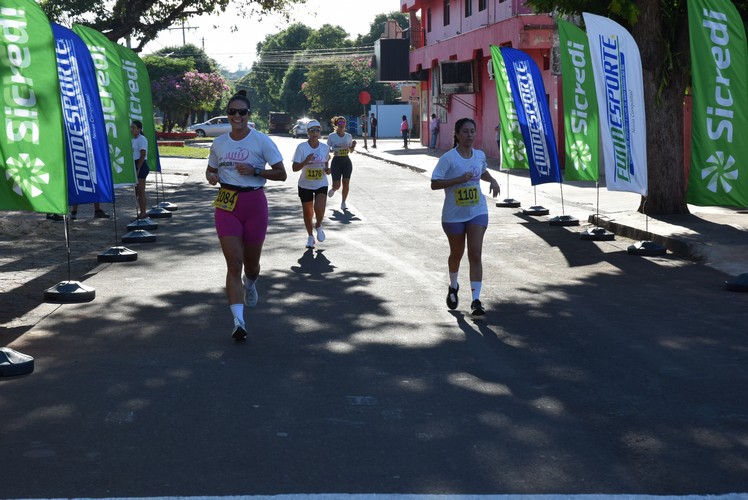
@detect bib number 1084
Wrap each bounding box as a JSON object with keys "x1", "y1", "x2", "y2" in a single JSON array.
[{"x1": 212, "y1": 188, "x2": 238, "y2": 211}]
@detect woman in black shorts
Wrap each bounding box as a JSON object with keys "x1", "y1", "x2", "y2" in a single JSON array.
[{"x1": 326, "y1": 116, "x2": 356, "y2": 211}]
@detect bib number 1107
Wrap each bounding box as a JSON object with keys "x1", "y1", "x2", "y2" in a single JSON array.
[{"x1": 454, "y1": 186, "x2": 479, "y2": 206}]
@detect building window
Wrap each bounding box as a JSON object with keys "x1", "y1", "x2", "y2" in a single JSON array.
[
  {"x1": 479, "y1": 0, "x2": 487, "y2": 11},
  {"x1": 444, "y1": 0, "x2": 450, "y2": 26},
  {"x1": 427, "y1": 8, "x2": 432, "y2": 32},
  {"x1": 465, "y1": 0, "x2": 472, "y2": 17}
]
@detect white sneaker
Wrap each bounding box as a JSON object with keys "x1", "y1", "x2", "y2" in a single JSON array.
[
  {"x1": 328, "y1": 188, "x2": 336, "y2": 197},
  {"x1": 306, "y1": 235, "x2": 315, "y2": 248},
  {"x1": 340, "y1": 201, "x2": 347, "y2": 211},
  {"x1": 242, "y1": 275, "x2": 258, "y2": 307},
  {"x1": 316, "y1": 226, "x2": 326, "y2": 242}
]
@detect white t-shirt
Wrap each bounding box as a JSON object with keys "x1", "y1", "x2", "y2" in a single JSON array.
[
  {"x1": 431, "y1": 147, "x2": 488, "y2": 223},
  {"x1": 132, "y1": 134, "x2": 148, "y2": 161},
  {"x1": 208, "y1": 129, "x2": 283, "y2": 188},
  {"x1": 327, "y1": 132, "x2": 353, "y2": 157},
  {"x1": 293, "y1": 141, "x2": 330, "y2": 190}
]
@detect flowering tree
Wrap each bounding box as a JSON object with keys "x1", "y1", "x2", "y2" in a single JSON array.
[{"x1": 152, "y1": 71, "x2": 232, "y2": 131}]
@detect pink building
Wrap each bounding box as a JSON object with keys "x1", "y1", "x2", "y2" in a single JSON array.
[{"x1": 397, "y1": 0, "x2": 558, "y2": 158}]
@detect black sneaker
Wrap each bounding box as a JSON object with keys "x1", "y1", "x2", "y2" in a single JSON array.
[
  {"x1": 94, "y1": 209, "x2": 110, "y2": 218},
  {"x1": 46, "y1": 213, "x2": 64, "y2": 221},
  {"x1": 232, "y1": 323, "x2": 247, "y2": 341},
  {"x1": 470, "y1": 299, "x2": 485, "y2": 316},
  {"x1": 70, "y1": 211, "x2": 77, "y2": 220},
  {"x1": 446, "y1": 286, "x2": 459, "y2": 310}
]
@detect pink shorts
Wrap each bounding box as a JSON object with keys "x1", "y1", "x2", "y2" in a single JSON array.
[{"x1": 214, "y1": 189, "x2": 268, "y2": 246}]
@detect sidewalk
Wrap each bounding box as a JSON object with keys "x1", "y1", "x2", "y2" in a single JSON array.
[{"x1": 358, "y1": 138, "x2": 748, "y2": 278}]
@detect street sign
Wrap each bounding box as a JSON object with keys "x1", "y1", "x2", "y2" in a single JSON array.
[{"x1": 358, "y1": 91, "x2": 371, "y2": 105}]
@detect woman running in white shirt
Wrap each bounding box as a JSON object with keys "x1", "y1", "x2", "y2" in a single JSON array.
[
  {"x1": 326, "y1": 116, "x2": 356, "y2": 211},
  {"x1": 431, "y1": 118, "x2": 500, "y2": 316},
  {"x1": 292, "y1": 120, "x2": 330, "y2": 249}
]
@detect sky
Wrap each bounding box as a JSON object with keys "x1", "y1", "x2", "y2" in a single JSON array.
[{"x1": 142, "y1": 0, "x2": 401, "y2": 72}]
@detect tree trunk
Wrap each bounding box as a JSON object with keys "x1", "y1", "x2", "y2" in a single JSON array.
[{"x1": 631, "y1": 0, "x2": 690, "y2": 214}]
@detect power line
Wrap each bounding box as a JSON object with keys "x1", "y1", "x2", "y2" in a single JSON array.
[{"x1": 253, "y1": 45, "x2": 375, "y2": 70}]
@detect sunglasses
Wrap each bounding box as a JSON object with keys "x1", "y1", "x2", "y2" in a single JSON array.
[
  {"x1": 308, "y1": 128, "x2": 321, "y2": 132},
  {"x1": 227, "y1": 108, "x2": 250, "y2": 116},
  {"x1": 337, "y1": 121, "x2": 346, "y2": 125}
]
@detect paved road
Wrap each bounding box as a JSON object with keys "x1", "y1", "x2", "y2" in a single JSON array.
[{"x1": 2, "y1": 136, "x2": 747, "y2": 498}]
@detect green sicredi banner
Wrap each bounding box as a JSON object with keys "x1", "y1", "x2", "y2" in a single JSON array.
[
  {"x1": 558, "y1": 19, "x2": 599, "y2": 182},
  {"x1": 687, "y1": 0, "x2": 748, "y2": 207},
  {"x1": 72, "y1": 24, "x2": 134, "y2": 187},
  {"x1": 490, "y1": 45, "x2": 527, "y2": 170},
  {"x1": 0, "y1": 0, "x2": 67, "y2": 214},
  {"x1": 115, "y1": 44, "x2": 160, "y2": 172}
]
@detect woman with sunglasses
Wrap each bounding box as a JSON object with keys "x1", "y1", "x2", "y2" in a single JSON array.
[
  {"x1": 291, "y1": 120, "x2": 331, "y2": 249},
  {"x1": 431, "y1": 118, "x2": 500, "y2": 316},
  {"x1": 326, "y1": 116, "x2": 356, "y2": 211},
  {"x1": 205, "y1": 90, "x2": 287, "y2": 341}
]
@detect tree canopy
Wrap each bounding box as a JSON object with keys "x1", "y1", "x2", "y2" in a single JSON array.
[
  {"x1": 236, "y1": 12, "x2": 404, "y2": 129},
  {"x1": 40, "y1": 0, "x2": 307, "y2": 52}
]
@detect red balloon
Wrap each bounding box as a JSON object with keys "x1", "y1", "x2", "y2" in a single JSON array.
[{"x1": 358, "y1": 91, "x2": 371, "y2": 105}]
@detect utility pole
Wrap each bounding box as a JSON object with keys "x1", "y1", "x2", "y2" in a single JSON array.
[{"x1": 166, "y1": 18, "x2": 197, "y2": 45}]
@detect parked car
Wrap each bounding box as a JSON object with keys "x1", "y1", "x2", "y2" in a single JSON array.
[
  {"x1": 292, "y1": 118, "x2": 312, "y2": 138},
  {"x1": 188, "y1": 116, "x2": 230, "y2": 137},
  {"x1": 188, "y1": 116, "x2": 255, "y2": 137}
]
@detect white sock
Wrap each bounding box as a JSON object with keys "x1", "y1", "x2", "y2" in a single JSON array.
[
  {"x1": 449, "y1": 272, "x2": 459, "y2": 289},
  {"x1": 230, "y1": 304, "x2": 244, "y2": 325},
  {"x1": 471, "y1": 281, "x2": 482, "y2": 301}
]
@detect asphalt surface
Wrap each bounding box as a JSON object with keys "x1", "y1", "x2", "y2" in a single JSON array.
[{"x1": 1, "y1": 137, "x2": 747, "y2": 498}]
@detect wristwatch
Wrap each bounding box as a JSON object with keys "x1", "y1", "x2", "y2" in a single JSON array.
[{"x1": 254, "y1": 167, "x2": 262, "y2": 177}]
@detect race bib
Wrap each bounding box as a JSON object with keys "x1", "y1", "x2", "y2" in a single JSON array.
[
  {"x1": 454, "y1": 186, "x2": 479, "y2": 206},
  {"x1": 335, "y1": 148, "x2": 349, "y2": 156},
  {"x1": 212, "y1": 187, "x2": 238, "y2": 211},
  {"x1": 306, "y1": 168, "x2": 324, "y2": 181}
]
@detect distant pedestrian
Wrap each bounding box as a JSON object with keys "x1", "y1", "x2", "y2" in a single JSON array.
[
  {"x1": 495, "y1": 122, "x2": 501, "y2": 164},
  {"x1": 400, "y1": 115, "x2": 409, "y2": 149},
  {"x1": 70, "y1": 203, "x2": 109, "y2": 220},
  {"x1": 327, "y1": 116, "x2": 356, "y2": 211},
  {"x1": 205, "y1": 90, "x2": 287, "y2": 341},
  {"x1": 431, "y1": 118, "x2": 500, "y2": 316},
  {"x1": 369, "y1": 112, "x2": 378, "y2": 148},
  {"x1": 130, "y1": 120, "x2": 149, "y2": 219},
  {"x1": 429, "y1": 113, "x2": 440, "y2": 149},
  {"x1": 360, "y1": 113, "x2": 368, "y2": 150},
  {"x1": 292, "y1": 120, "x2": 330, "y2": 249}
]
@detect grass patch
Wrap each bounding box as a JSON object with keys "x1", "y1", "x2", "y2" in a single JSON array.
[{"x1": 158, "y1": 144, "x2": 210, "y2": 159}]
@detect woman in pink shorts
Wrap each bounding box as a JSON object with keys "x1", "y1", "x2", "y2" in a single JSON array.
[{"x1": 206, "y1": 90, "x2": 287, "y2": 341}]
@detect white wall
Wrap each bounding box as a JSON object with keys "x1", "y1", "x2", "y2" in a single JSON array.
[{"x1": 369, "y1": 104, "x2": 413, "y2": 138}]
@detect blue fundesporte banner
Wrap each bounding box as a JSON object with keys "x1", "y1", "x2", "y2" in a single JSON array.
[
  {"x1": 500, "y1": 47, "x2": 561, "y2": 186},
  {"x1": 52, "y1": 22, "x2": 113, "y2": 206}
]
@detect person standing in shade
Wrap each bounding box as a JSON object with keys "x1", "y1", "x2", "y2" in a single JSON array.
[
  {"x1": 431, "y1": 118, "x2": 500, "y2": 316},
  {"x1": 429, "y1": 113, "x2": 440, "y2": 149},
  {"x1": 360, "y1": 114, "x2": 368, "y2": 150},
  {"x1": 327, "y1": 116, "x2": 356, "y2": 211},
  {"x1": 130, "y1": 120, "x2": 149, "y2": 219},
  {"x1": 369, "y1": 112, "x2": 378, "y2": 148},
  {"x1": 400, "y1": 115, "x2": 409, "y2": 149},
  {"x1": 205, "y1": 90, "x2": 287, "y2": 341},
  {"x1": 70, "y1": 203, "x2": 109, "y2": 220},
  {"x1": 495, "y1": 122, "x2": 501, "y2": 163},
  {"x1": 292, "y1": 120, "x2": 330, "y2": 249}
]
